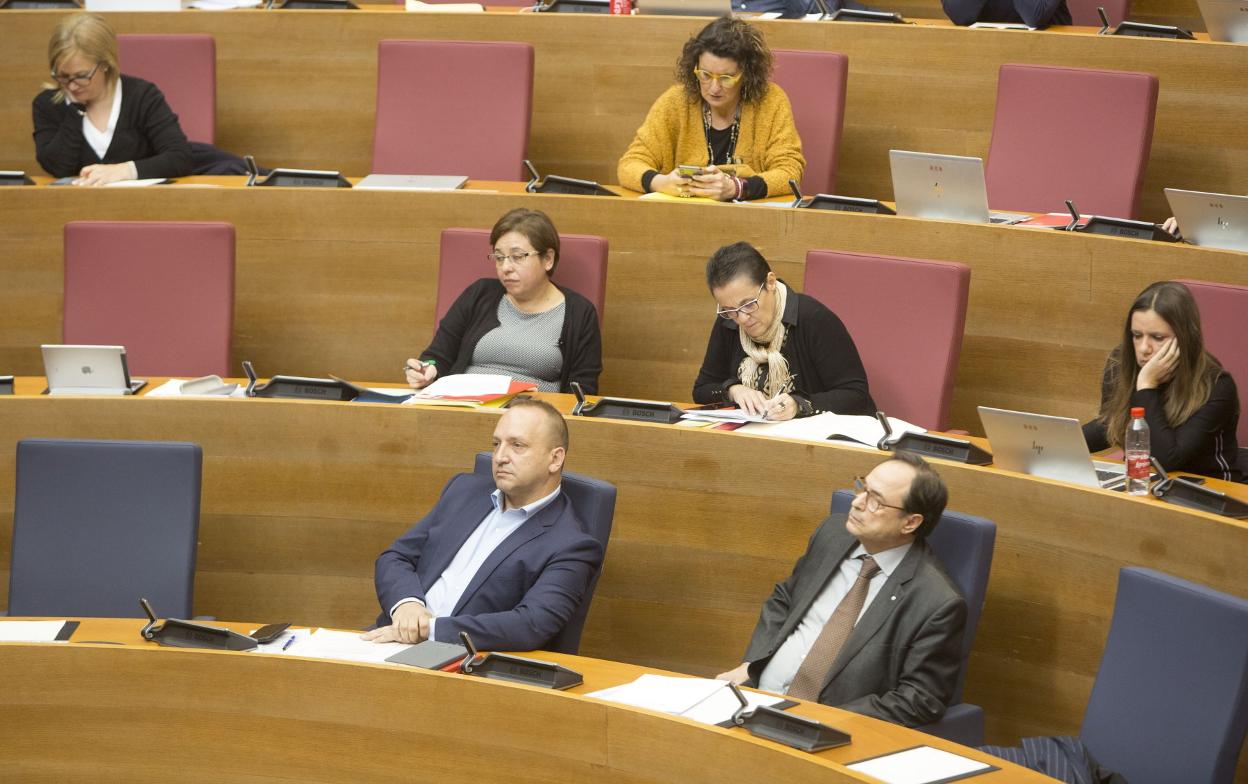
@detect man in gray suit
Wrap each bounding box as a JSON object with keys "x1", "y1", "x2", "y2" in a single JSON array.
[{"x1": 718, "y1": 451, "x2": 965, "y2": 727}]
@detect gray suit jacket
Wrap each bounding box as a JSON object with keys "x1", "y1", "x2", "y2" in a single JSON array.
[{"x1": 743, "y1": 514, "x2": 966, "y2": 727}]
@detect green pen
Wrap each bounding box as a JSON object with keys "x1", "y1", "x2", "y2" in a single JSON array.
[{"x1": 403, "y1": 359, "x2": 437, "y2": 373}]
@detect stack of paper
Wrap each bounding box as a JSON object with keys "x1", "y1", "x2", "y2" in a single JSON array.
[
  {"x1": 738, "y1": 412, "x2": 925, "y2": 448},
  {"x1": 0, "y1": 620, "x2": 73, "y2": 642},
  {"x1": 403, "y1": 374, "x2": 536, "y2": 408},
  {"x1": 846, "y1": 745, "x2": 995, "y2": 784},
  {"x1": 405, "y1": 0, "x2": 485, "y2": 10},
  {"x1": 680, "y1": 408, "x2": 769, "y2": 425},
  {"x1": 273, "y1": 628, "x2": 410, "y2": 664},
  {"x1": 587, "y1": 675, "x2": 787, "y2": 726}
]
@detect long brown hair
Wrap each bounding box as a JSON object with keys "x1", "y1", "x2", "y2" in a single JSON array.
[{"x1": 1096, "y1": 281, "x2": 1224, "y2": 447}]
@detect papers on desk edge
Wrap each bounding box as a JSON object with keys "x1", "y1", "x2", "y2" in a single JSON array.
[
  {"x1": 402, "y1": 374, "x2": 537, "y2": 408},
  {"x1": 846, "y1": 744, "x2": 997, "y2": 784},
  {"x1": 737, "y1": 412, "x2": 925, "y2": 449},
  {"x1": 0, "y1": 619, "x2": 79, "y2": 642},
  {"x1": 587, "y1": 674, "x2": 794, "y2": 727}
]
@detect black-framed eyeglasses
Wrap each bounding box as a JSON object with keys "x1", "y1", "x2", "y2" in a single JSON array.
[
  {"x1": 853, "y1": 476, "x2": 907, "y2": 514},
  {"x1": 488, "y1": 250, "x2": 541, "y2": 266},
  {"x1": 716, "y1": 281, "x2": 766, "y2": 320},
  {"x1": 51, "y1": 62, "x2": 102, "y2": 88}
]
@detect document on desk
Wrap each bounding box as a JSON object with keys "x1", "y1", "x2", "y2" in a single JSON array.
[
  {"x1": 846, "y1": 745, "x2": 996, "y2": 784},
  {"x1": 587, "y1": 675, "x2": 789, "y2": 726},
  {"x1": 277, "y1": 629, "x2": 411, "y2": 664},
  {"x1": 146, "y1": 378, "x2": 246, "y2": 398},
  {"x1": 738, "y1": 412, "x2": 925, "y2": 448},
  {"x1": 0, "y1": 620, "x2": 76, "y2": 642},
  {"x1": 680, "y1": 408, "x2": 770, "y2": 424}
]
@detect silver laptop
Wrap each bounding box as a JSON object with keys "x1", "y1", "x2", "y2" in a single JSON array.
[
  {"x1": 636, "y1": 0, "x2": 732, "y2": 15},
  {"x1": 355, "y1": 174, "x2": 468, "y2": 191},
  {"x1": 1196, "y1": 0, "x2": 1248, "y2": 42},
  {"x1": 889, "y1": 150, "x2": 1029, "y2": 225},
  {"x1": 42, "y1": 345, "x2": 146, "y2": 396},
  {"x1": 1164, "y1": 188, "x2": 1248, "y2": 252},
  {"x1": 978, "y1": 406, "x2": 1127, "y2": 490}
]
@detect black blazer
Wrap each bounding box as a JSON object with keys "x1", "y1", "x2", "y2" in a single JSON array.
[
  {"x1": 420, "y1": 278, "x2": 603, "y2": 394},
  {"x1": 692, "y1": 288, "x2": 875, "y2": 416},
  {"x1": 743, "y1": 516, "x2": 966, "y2": 727},
  {"x1": 32, "y1": 74, "x2": 193, "y2": 180}
]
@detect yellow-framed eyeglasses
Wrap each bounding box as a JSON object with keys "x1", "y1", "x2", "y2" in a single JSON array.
[{"x1": 692, "y1": 68, "x2": 742, "y2": 88}]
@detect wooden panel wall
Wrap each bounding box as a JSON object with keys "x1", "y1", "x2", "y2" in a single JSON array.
[{"x1": 1, "y1": 12, "x2": 1246, "y2": 220}]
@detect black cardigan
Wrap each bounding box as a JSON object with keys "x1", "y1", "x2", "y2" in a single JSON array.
[
  {"x1": 692, "y1": 288, "x2": 875, "y2": 416},
  {"x1": 32, "y1": 74, "x2": 193, "y2": 180},
  {"x1": 420, "y1": 278, "x2": 603, "y2": 395},
  {"x1": 1082, "y1": 356, "x2": 1242, "y2": 482}
]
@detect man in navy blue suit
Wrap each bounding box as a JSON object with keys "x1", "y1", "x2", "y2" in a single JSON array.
[{"x1": 364, "y1": 399, "x2": 603, "y2": 652}]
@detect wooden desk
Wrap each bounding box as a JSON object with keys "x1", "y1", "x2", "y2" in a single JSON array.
[
  {"x1": 1, "y1": 386, "x2": 1245, "y2": 765},
  {"x1": 0, "y1": 618, "x2": 1054, "y2": 783},
  {"x1": 4, "y1": 183, "x2": 1247, "y2": 432},
  {"x1": 2, "y1": 12, "x2": 1246, "y2": 221}
]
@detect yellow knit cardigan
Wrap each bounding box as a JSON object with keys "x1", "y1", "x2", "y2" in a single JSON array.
[{"x1": 617, "y1": 83, "x2": 805, "y2": 198}]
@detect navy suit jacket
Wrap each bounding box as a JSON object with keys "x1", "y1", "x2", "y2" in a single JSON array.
[
  {"x1": 374, "y1": 473, "x2": 603, "y2": 652},
  {"x1": 742, "y1": 515, "x2": 966, "y2": 727}
]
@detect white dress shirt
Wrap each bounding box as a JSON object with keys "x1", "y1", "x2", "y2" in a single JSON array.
[
  {"x1": 82, "y1": 78, "x2": 123, "y2": 161},
  {"x1": 391, "y1": 485, "x2": 562, "y2": 639},
  {"x1": 759, "y1": 541, "x2": 913, "y2": 695}
]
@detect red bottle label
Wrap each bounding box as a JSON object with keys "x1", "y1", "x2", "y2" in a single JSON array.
[
  {"x1": 609, "y1": 0, "x2": 630, "y2": 12},
  {"x1": 1126, "y1": 454, "x2": 1151, "y2": 479}
]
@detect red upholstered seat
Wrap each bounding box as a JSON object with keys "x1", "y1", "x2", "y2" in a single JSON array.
[
  {"x1": 803, "y1": 251, "x2": 970, "y2": 430},
  {"x1": 373, "y1": 40, "x2": 534, "y2": 180},
  {"x1": 771, "y1": 49, "x2": 849, "y2": 196},
  {"x1": 63, "y1": 221, "x2": 235, "y2": 378},
  {"x1": 436, "y1": 229, "x2": 607, "y2": 327},
  {"x1": 1065, "y1": 0, "x2": 1129, "y2": 25},
  {"x1": 986, "y1": 63, "x2": 1158, "y2": 218},
  {"x1": 1174, "y1": 279, "x2": 1248, "y2": 445},
  {"x1": 116, "y1": 35, "x2": 216, "y2": 145}
]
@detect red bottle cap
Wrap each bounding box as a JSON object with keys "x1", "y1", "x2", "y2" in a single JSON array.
[{"x1": 1130, "y1": 407, "x2": 1145, "y2": 418}]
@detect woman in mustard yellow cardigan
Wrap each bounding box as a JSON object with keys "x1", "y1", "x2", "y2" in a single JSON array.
[{"x1": 617, "y1": 17, "x2": 804, "y2": 201}]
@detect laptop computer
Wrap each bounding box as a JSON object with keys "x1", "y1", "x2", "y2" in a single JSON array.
[
  {"x1": 889, "y1": 150, "x2": 1029, "y2": 225},
  {"x1": 635, "y1": 0, "x2": 732, "y2": 15},
  {"x1": 1163, "y1": 188, "x2": 1248, "y2": 252},
  {"x1": 355, "y1": 174, "x2": 468, "y2": 191},
  {"x1": 977, "y1": 405, "x2": 1128, "y2": 490},
  {"x1": 42, "y1": 345, "x2": 146, "y2": 396},
  {"x1": 1196, "y1": 0, "x2": 1248, "y2": 42}
]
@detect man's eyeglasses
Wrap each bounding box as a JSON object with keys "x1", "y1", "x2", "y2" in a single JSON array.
[
  {"x1": 693, "y1": 68, "x2": 742, "y2": 89},
  {"x1": 716, "y1": 281, "x2": 766, "y2": 320},
  {"x1": 52, "y1": 62, "x2": 102, "y2": 88},
  {"x1": 488, "y1": 250, "x2": 541, "y2": 266},
  {"x1": 853, "y1": 476, "x2": 907, "y2": 514}
]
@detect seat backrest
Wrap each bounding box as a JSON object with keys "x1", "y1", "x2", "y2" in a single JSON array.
[
  {"x1": 771, "y1": 49, "x2": 849, "y2": 196},
  {"x1": 804, "y1": 250, "x2": 970, "y2": 430},
  {"x1": 1174, "y1": 279, "x2": 1248, "y2": 446},
  {"x1": 373, "y1": 40, "x2": 533, "y2": 180},
  {"x1": 116, "y1": 34, "x2": 216, "y2": 144},
  {"x1": 1065, "y1": 0, "x2": 1129, "y2": 25},
  {"x1": 8, "y1": 439, "x2": 203, "y2": 618},
  {"x1": 436, "y1": 228, "x2": 608, "y2": 327},
  {"x1": 473, "y1": 452, "x2": 615, "y2": 654},
  {"x1": 830, "y1": 490, "x2": 996, "y2": 704},
  {"x1": 1081, "y1": 567, "x2": 1248, "y2": 784},
  {"x1": 63, "y1": 221, "x2": 235, "y2": 378},
  {"x1": 986, "y1": 64, "x2": 1158, "y2": 218}
]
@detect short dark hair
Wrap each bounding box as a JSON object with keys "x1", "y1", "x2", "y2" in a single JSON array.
[
  {"x1": 490, "y1": 208, "x2": 561, "y2": 276},
  {"x1": 676, "y1": 17, "x2": 773, "y2": 106},
  {"x1": 507, "y1": 397, "x2": 569, "y2": 452},
  {"x1": 705, "y1": 241, "x2": 771, "y2": 291},
  {"x1": 889, "y1": 451, "x2": 947, "y2": 538}
]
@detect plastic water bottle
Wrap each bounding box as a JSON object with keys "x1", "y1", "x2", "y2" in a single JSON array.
[{"x1": 1125, "y1": 407, "x2": 1151, "y2": 496}]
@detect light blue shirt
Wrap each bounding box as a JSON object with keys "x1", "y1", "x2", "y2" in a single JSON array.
[
  {"x1": 759, "y1": 541, "x2": 912, "y2": 695},
  {"x1": 392, "y1": 485, "x2": 562, "y2": 639}
]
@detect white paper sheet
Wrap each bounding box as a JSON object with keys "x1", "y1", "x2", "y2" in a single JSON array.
[
  {"x1": 0, "y1": 620, "x2": 69, "y2": 642},
  {"x1": 250, "y1": 627, "x2": 314, "y2": 654},
  {"x1": 414, "y1": 373, "x2": 511, "y2": 399},
  {"x1": 190, "y1": 0, "x2": 262, "y2": 8},
  {"x1": 145, "y1": 378, "x2": 246, "y2": 398},
  {"x1": 405, "y1": 0, "x2": 485, "y2": 10},
  {"x1": 587, "y1": 675, "x2": 786, "y2": 726},
  {"x1": 103, "y1": 178, "x2": 170, "y2": 187},
  {"x1": 846, "y1": 745, "x2": 992, "y2": 784},
  {"x1": 738, "y1": 412, "x2": 925, "y2": 447},
  {"x1": 279, "y1": 628, "x2": 410, "y2": 664},
  {"x1": 680, "y1": 408, "x2": 770, "y2": 424}
]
